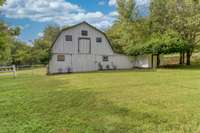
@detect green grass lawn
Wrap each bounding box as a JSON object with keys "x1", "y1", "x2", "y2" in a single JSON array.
[{"x1": 1, "y1": 67, "x2": 200, "y2": 133}]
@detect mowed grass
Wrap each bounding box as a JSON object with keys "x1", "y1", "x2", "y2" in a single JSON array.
[{"x1": 1, "y1": 67, "x2": 200, "y2": 133}]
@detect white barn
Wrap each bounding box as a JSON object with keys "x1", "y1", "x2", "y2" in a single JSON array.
[{"x1": 48, "y1": 22, "x2": 158, "y2": 74}]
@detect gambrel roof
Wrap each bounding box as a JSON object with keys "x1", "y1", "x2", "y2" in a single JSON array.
[{"x1": 50, "y1": 21, "x2": 114, "y2": 52}]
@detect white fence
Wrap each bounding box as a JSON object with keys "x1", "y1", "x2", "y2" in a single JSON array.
[{"x1": 0, "y1": 65, "x2": 16, "y2": 78}]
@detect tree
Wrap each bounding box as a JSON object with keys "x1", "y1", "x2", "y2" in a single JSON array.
[
  {"x1": 106, "y1": 23, "x2": 125, "y2": 53},
  {"x1": 11, "y1": 40, "x2": 32, "y2": 65},
  {"x1": 0, "y1": 23, "x2": 12, "y2": 65},
  {"x1": 106, "y1": 0, "x2": 146, "y2": 54},
  {"x1": 149, "y1": 0, "x2": 200, "y2": 65},
  {"x1": 148, "y1": 0, "x2": 174, "y2": 66},
  {"x1": 0, "y1": 21, "x2": 21, "y2": 65},
  {"x1": 117, "y1": 0, "x2": 138, "y2": 22},
  {"x1": 0, "y1": 0, "x2": 5, "y2": 6},
  {"x1": 1, "y1": 0, "x2": 32, "y2": 66},
  {"x1": 32, "y1": 25, "x2": 60, "y2": 64},
  {"x1": 0, "y1": 0, "x2": 24, "y2": 65},
  {"x1": 170, "y1": 0, "x2": 200, "y2": 65},
  {"x1": 126, "y1": 30, "x2": 187, "y2": 56},
  {"x1": 42, "y1": 25, "x2": 61, "y2": 43}
]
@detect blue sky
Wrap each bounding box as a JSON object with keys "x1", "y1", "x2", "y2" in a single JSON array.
[{"x1": 0, "y1": 0, "x2": 148, "y2": 44}]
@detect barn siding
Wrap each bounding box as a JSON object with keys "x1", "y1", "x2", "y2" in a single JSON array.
[
  {"x1": 111, "y1": 54, "x2": 133, "y2": 69},
  {"x1": 72, "y1": 55, "x2": 97, "y2": 72},
  {"x1": 52, "y1": 23, "x2": 113, "y2": 55},
  {"x1": 49, "y1": 54, "x2": 156, "y2": 74},
  {"x1": 49, "y1": 54, "x2": 72, "y2": 73}
]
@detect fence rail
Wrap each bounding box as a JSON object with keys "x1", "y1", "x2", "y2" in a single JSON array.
[
  {"x1": 0, "y1": 65, "x2": 16, "y2": 78},
  {"x1": 16, "y1": 65, "x2": 46, "y2": 70}
]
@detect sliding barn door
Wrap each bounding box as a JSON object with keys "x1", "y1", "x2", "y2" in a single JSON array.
[{"x1": 78, "y1": 38, "x2": 91, "y2": 54}]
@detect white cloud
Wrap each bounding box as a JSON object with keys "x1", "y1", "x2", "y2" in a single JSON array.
[
  {"x1": 98, "y1": 1, "x2": 105, "y2": 6},
  {"x1": 109, "y1": 11, "x2": 119, "y2": 17},
  {"x1": 108, "y1": 0, "x2": 149, "y2": 6},
  {"x1": 0, "y1": 0, "x2": 117, "y2": 29},
  {"x1": 38, "y1": 32, "x2": 44, "y2": 37},
  {"x1": 108, "y1": 0, "x2": 116, "y2": 6}
]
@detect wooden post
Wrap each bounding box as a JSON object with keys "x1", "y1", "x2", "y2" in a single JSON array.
[{"x1": 13, "y1": 65, "x2": 16, "y2": 78}]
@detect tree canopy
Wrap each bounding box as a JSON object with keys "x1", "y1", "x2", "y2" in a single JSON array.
[
  {"x1": 0, "y1": 21, "x2": 21, "y2": 65},
  {"x1": 107, "y1": 0, "x2": 200, "y2": 66},
  {"x1": 31, "y1": 25, "x2": 61, "y2": 64},
  {"x1": 0, "y1": 22, "x2": 61, "y2": 65},
  {"x1": 0, "y1": 0, "x2": 5, "y2": 6}
]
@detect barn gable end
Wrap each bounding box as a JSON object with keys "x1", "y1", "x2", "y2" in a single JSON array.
[{"x1": 51, "y1": 21, "x2": 114, "y2": 55}]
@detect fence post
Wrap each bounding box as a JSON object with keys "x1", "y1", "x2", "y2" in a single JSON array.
[{"x1": 13, "y1": 65, "x2": 16, "y2": 78}]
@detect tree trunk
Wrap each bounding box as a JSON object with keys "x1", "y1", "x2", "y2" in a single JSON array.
[
  {"x1": 182, "y1": 52, "x2": 185, "y2": 64},
  {"x1": 186, "y1": 51, "x2": 191, "y2": 65},
  {"x1": 179, "y1": 52, "x2": 183, "y2": 64},
  {"x1": 157, "y1": 54, "x2": 160, "y2": 67},
  {"x1": 151, "y1": 54, "x2": 154, "y2": 68}
]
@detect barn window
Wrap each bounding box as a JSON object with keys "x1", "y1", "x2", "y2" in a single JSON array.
[
  {"x1": 65, "y1": 35, "x2": 72, "y2": 41},
  {"x1": 96, "y1": 37, "x2": 102, "y2": 43},
  {"x1": 81, "y1": 30, "x2": 88, "y2": 36},
  {"x1": 57, "y1": 55, "x2": 65, "y2": 61},
  {"x1": 103, "y1": 56, "x2": 109, "y2": 62}
]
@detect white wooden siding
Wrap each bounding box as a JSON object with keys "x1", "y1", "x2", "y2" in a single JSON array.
[
  {"x1": 111, "y1": 54, "x2": 133, "y2": 69},
  {"x1": 72, "y1": 55, "x2": 97, "y2": 72},
  {"x1": 49, "y1": 54, "x2": 72, "y2": 73},
  {"x1": 52, "y1": 23, "x2": 113, "y2": 55},
  {"x1": 49, "y1": 54, "x2": 155, "y2": 73}
]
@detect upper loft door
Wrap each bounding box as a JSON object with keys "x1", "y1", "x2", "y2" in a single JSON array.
[{"x1": 78, "y1": 38, "x2": 91, "y2": 54}]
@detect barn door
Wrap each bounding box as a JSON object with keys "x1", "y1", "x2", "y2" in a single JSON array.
[{"x1": 78, "y1": 38, "x2": 91, "y2": 54}]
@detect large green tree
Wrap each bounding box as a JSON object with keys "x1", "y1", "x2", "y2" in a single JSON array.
[
  {"x1": 149, "y1": 0, "x2": 200, "y2": 65},
  {"x1": 0, "y1": 21, "x2": 21, "y2": 65},
  {"x1": 170, "y1": 0, "x2": 200, "y2": 65},
  {"x1": 106, "y1": 0, "x2": 146, "y2": 54},
  {"x1": 0, "y1": 0, "x2": 5, "y2": 6},
  {"x1": 0, "y1": 22, "x2": 12, "y2": 65},
  {"x1": 32, "y1": 25, "x2": 60, "y2": 64}
]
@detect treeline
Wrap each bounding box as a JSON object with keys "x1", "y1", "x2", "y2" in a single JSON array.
[
  {"x1": 1, "y1": 0, "x2": 200, "y2": 66},
  {"x1": 1, "y1": 0, "x2": 63, "y2": 66},
  {"x1": 107, "y1": 0, "x2": 200, "y2": 66},
  {"x1": 0, "y1": 22, "x2": 61, "y2": 66},
  {"x1": 0, "y1": 24, "x2": 61, "y2": 66}
]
